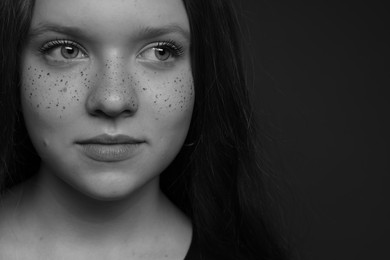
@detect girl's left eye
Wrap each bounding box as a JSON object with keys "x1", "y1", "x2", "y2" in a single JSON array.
[
  {"x1": 138, "y1": 41, "x2": 184, "y2": 63},
  {"x1": 39, "y1": 39, "x2": 88, "y2": 62}
]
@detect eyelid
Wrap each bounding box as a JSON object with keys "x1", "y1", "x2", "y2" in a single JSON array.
[
  {"x1": 39, "y1": 39, "x2": 88, "y2": 57},
  {"x1": 138, "y1": 40, "x2": 185, "y2": 59},
  {"x1": 155, "y1": 40, "x2": 184, "y2": 56}
]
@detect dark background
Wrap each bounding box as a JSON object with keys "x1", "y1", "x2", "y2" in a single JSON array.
[{"x1": 238, "y1": 1, "x2": 389, "y2": 259}]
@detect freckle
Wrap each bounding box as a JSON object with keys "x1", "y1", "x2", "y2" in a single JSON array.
[
  {"x1": 169, "y1": 104, "x2": 171, "y2": 107},
  {"x1": 63, "y1": 106, "x2": 66, "y2": 109},
  {"x1": 143, "y1": 88, "x2": 147, "y2": 91},
  {"x1": 47, "y1": 73, "x2": 50, "y2": 76},
  {"x1": 36, "y1": 104, "x2": 39, "y2": 108}
]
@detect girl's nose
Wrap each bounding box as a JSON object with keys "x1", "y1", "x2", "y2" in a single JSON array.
[{"x1": 85, "y1": 60, "x2": 138, "y2": 118}]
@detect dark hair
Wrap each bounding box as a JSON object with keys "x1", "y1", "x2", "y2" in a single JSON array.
[
  {"x1": 0, "y1": 0, "x2": 37, "y2": 190},
  {"x1": 0, "y1": 0, "x2": 293, "y2": 259}
]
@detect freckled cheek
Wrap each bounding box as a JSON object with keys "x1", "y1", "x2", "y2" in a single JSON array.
[
  {"x1": 147, "y1": 73, "x2": 195, "y2": 116},
  {"x1": 21, "y1": 66, "x2": 90, "y2": 118}
]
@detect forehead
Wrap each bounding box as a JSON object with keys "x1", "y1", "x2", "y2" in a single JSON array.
[{"x1": 30, "y1": 0, "x2": 190, "y2": 40}]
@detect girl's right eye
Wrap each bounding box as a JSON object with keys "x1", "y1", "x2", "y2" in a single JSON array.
[{"x1": 39, "y1": 39, "x2": 88, "y2": 62}]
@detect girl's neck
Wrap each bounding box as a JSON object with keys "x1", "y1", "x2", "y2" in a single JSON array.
[
  {"x1": 0, "y1": 169, "x2": 192, "y2": 259},
  {"x1": 18, "y1": 167, "x2": 187, "y2": 244}
]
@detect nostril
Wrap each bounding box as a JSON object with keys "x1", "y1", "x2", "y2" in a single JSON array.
[
  {"x1": 91, "y1": 108, "x2": 135, "y2": 118},
  {"x1": 85, "y1": 67, "x2": 139, "y2": 118},
  {"x1": 86, "y1": 91, "x2": 138, "y2": 118}
]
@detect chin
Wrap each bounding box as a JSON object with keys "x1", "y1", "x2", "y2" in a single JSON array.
[{"x1": 66, "y1": 169, "x2": 160, "y2": 202}]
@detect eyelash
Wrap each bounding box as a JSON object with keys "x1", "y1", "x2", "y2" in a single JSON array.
[
  {"x1": 39, "y1": 39, "x2": 87, "y2": 56},
  {"x1": 38, "y1": 39, "x2": 185, "y2": 58},
  {"x1": 153, "y1": 40, "x2": 184, "y2": 57}
]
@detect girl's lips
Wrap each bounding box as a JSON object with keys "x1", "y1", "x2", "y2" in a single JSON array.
[
  {"x1": 77, "y1": 143, "x2": 142, "y2": 162},
  {"x1": 76, "y1": 134, "x2": 145, "y2": 162},
  {"x1": 76, "y1": 134, "x2": 144, "y2": 145}
]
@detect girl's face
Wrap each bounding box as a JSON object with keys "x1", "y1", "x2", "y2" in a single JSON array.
[{"x1": 21, "y1": 0, "x2": 194, "y2": 200}]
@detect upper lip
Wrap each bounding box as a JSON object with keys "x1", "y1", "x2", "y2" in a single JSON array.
[{"x1": 76, "y1": 134, "x2": 144, "y2": 145}]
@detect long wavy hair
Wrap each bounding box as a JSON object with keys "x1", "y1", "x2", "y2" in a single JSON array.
[{"x1": 0, "y1": 0, "x2": 293, "y2": 259}]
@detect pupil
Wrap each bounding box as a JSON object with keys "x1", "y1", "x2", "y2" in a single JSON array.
[
  {"x1": 66, "y1": 47, "x2": 74, "y2": 54},
  {"x1": 61, "y1": 46, "x2": 79, "y2": 58},
  {"x1": 155, "y1": 48, "x2": 170, "y2": 61}
]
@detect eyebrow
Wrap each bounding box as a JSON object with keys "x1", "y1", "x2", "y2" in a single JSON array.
[
  {"x1": 28, "y1": 23, "x2": 190, "y2": 42},
  {"x1": 137, "y1": 25, "x2": 190, "y2": 41},
  {"x1": 28, "y1": 24, "x2": 90, "y2": 39}
]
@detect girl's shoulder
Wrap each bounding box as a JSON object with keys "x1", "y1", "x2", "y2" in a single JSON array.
[
  {"x1": 0, "y1": 184, "x2": 29, "y2": 258},
  {"x1": 0, "y1": 181, "x2": 33, "y2": 241},
  {"x1": 184, "y1": 232, "x2": 231, "y2": 260},
  {"x1": 0, "y1": 181, "x2": 26, "y2": 211},
  {"x1": 0, "y1": 183, "x2": 24, "y2": 219}
]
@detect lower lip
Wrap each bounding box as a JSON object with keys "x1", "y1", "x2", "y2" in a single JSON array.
[{"x1": 77, "y1": 143, "x2": 142, "y2": 162}]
